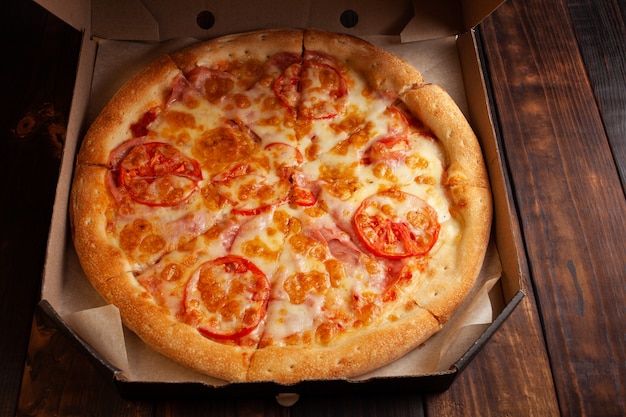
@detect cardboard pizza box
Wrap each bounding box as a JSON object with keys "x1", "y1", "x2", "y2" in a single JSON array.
[{"x1": 36, "y1": 0, "x2": 526, "y2": 401}]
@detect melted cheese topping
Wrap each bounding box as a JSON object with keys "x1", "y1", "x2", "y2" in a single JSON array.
[{"x1": 108, "y1": 48, "x2": 460, "y2": 348}]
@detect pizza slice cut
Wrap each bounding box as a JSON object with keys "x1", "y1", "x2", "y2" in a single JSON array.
[
  {"x1": 117, "y1": 213, "x2": 284, "y2": 381},
  {"x1": 72, "y1": 117, "x2": 233, "y2": 272},
  {"x1": 293, "y1": 30, "x2": 492, "y2": 329},
  {"x1": 246, "y1": 206, "x2": 441, "y2": 382},
  {"x1": 394, "y1": 85, "x2": 492, "y2": 323},
  {"x1": 170, "y1": 29, "x2": 304, "y2": 148},
  {"x1": 71, "y1": 55, "x2": 229, "y2": 276}
]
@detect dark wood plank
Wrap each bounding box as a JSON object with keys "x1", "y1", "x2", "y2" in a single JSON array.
[
  {"x1": 567, "y1": 0, "x2": 626, "y2": 187},
  {"x1": 156, "y1": 397, "x2": 283, "y2": 417},
  {"x1": 0, "y1": 0, "x2": 80, "y2": 415},
  {"x1": 425, "y1": 300, "x2": 560, "y2": 416},
  {"x1": 17, "y1": 310, "x2": 155, "y2": 417},
  {"x1": 478, "y1": 0, "x2": 626, "y2": 415},
  {"x1": 287, "y1": 394, "x2": 425, "y2": 417},
  {"x1": 158, "y1": 392, "x2": 425, "y2": 417}
]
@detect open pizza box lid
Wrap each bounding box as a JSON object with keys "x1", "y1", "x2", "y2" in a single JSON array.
[{"x1": 36, "y1": 0, "x2": 526, "y2": 400}]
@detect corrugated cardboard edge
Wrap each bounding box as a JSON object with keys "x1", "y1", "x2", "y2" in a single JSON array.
[
  {"x1": 40, "y1": 36, "x2": 96, "y2": 305},
  {"x1": 460, "y1": 29, "x2": 528, "y2": 301}
]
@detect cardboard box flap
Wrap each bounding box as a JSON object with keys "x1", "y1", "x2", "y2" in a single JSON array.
[
  {"x1": 461, "y1": 0, "x2": 506, "y2": 29},
  {"x1": 92, "y1": 0, "x2": 159, "y2": 42},
  {"x1": 145, "y1": 0, "x2": 311, "y2": 41},
  {"x1": 401, "y1": 0, "x2": 506, "y2": 42},
  {"x1": 38, "y1": 0, "x2": 505, "y2": 43},
  {"x1": 306, "y1": 0, "x2": 414, "y2": 37},
  {"x1": 90, "y1": 0, "x2": 416, "y2": 41},
  {"x1": 35, "y1": 0, "x2": 90, "y2": 32},
  {"x1": 401, "y1": 1, "x2": 462, "y2": 43}
]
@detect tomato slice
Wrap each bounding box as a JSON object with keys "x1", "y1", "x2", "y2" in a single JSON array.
[
  {"x1": 274, "y1": 52, "x2": 347, "y2": 120},
  {"x1": 130, "y1": 110, "x2": 158, "y2": 138},
  {"x1": 183, "y1": 255, "x2": 270, "y2": 340},
  {"x1": 298, "y1": 59, "x2": 347, "y2": 119},
  {"x1": 353, "y1": 190, "x2": 440, "y2": 258},
  {"x1": 290, "y1": 185, "x2": 317, "y2": 207},
  {"x1": 116, "y1": 142, "x2": 202, "y2": 207},
  {"x1": 361, "y1": 136, "x2": 410, "y2": 165},
  {"x1": 289, "y1": 170, "x2": 318, "y2": 207},
  {"x1": 274, "y1": 61, "x2": 302, "y2": 113}
]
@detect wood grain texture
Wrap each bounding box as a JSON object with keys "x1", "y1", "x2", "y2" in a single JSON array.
[
  {"x1": 17, "y1": 311, "x2": 154, "y2": 417},
  {"x1": 479, "y1": 0, "x2": 626, "y2": 415},
  {"x1": 158, "y1": 393, "x2": 425, "y2": 417},
  {"x1": 567, "y1": 0, "x2": 626, "y2": 188},
  {"x1": 0, "y1": 1, "x2": 80, "y2": 415},
  {"x1": 426, "y1": 300, "x2": 560, "y2": 416}
]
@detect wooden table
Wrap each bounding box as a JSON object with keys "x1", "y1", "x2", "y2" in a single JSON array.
[{"x1": 2, "y1": 0, "x2": 624, "y2": 415}]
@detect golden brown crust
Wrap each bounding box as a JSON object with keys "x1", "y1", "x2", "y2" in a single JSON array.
[
  {"x1": 399, "y1": 84, "x2": 492, "y2": 321},
  {"x1": 76, "y1": 55, "x2": 182, "y2": 166},
  {"x1": 408, "y1": 185, "x2": 492, "y2": 322},
  {"x1": 248, "y1": 306, "x2": 440, "y2": 383},
  {"x1": 101, "y1": 272, "x2": 253, "y2": 382},
  {"x1": 70, "y1": 164, "x2": 132, "y2": 283},
  {"x1": 303, "y1": 28, "x2": 424, "y2": 93},
  {"x1": 401, "y1": 84, "x2": 491, "y2": 189},
  {"x1": 171, "y1": 28, "x2": 304, "y2": 72}
]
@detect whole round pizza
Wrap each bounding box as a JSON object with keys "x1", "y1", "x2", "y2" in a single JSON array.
[{"x1": 69, "y1": 28, "x2": 492, "y2": 383}]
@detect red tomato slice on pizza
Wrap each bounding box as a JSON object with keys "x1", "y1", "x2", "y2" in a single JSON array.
[
  {"x1": 183, "y1": 255, "x2": 271, "y2": 340},
  {"x1": 114, "y1": 141, "x2": 202, "y2": 207},
  {"x1": 353, "y1": 190, "x2": 440, "y2": 259},
  {"x1": 274, "y1": 51, "x2": 347, "y2": 120}
]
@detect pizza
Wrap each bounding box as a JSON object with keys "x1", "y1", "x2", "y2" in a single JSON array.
[{"x1": 69, "y1": 28, "x2": 492, "y2": 384}]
